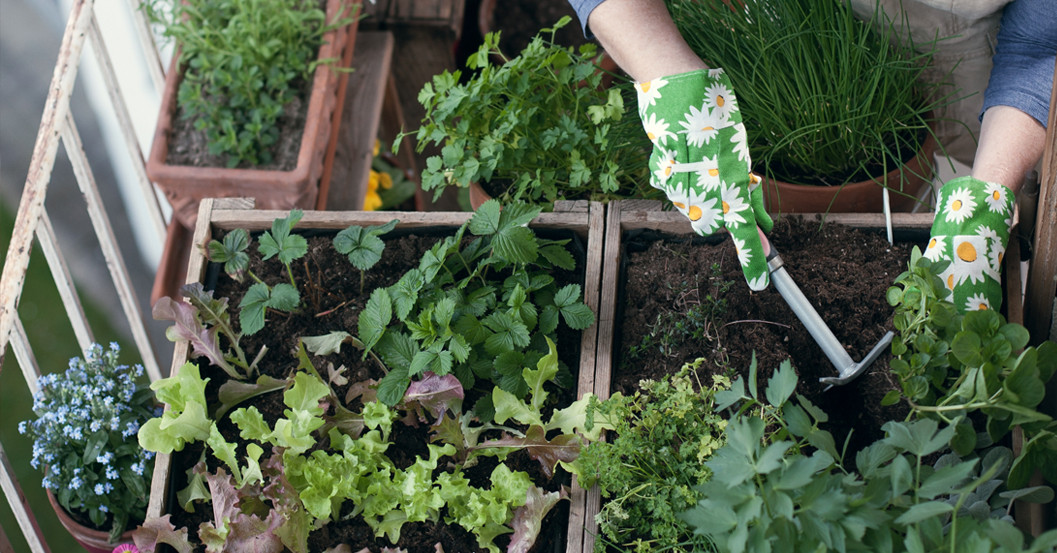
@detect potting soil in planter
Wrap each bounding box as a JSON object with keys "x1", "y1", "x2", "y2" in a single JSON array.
[
  {"x1": 165, "y1": 225, "x2": 589, "y2": 553},
  {"x1": 614, "y1": 216, "x2": 921, "y2": 454}
]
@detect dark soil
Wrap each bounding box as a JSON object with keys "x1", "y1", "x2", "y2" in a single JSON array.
[
  {"x1": 483, "y1": 0, "x2": 596, "y2": 57},
  {"x1": 165, "y1": 226, "x2": 586, "y2": 553},
  {"x1": 614, "y1": 216, "x2": 924, "y2": 455}
]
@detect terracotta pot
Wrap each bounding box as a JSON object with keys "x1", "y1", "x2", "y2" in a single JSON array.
[
  {"x1": 46, "y1": 489, "x2": 134, "y2": 553},
  {"x1": 761, "y1": 132, "x2": 938, "y2": 214},
  {"x1": 146, "y1": 0, "x2": 359, "y2": 228},
  {"x1": 468, "y1": 181, "x2": 492, "y2": 210}
]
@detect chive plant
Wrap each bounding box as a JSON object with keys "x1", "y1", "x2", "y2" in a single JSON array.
[{"x1": 666, "y1": 0, "x2": 950, "y2": 188}]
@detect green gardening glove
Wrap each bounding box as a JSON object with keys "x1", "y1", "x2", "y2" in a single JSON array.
[
  {"x1": 636, "y1": 68, "x2": 774, "y2": 290},
  {"x1": 924, "y1": 176, "x2": 1014, "y2": 312}
]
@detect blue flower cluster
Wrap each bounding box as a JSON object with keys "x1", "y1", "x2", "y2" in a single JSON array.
[{"x1": 18, "y1": 343, "x2": 157, "y2": 538}]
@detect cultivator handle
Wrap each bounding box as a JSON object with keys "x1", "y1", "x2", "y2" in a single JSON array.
[{"x1": 765, "y1": 249, "x2": 894, "y2": 388}]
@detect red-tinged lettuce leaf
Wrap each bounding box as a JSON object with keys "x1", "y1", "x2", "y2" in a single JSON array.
[
  {"x1": 480, "y1": 426, "x2": 580, "y2": 478},
  {"x1": 153, "y1": 296, "x2": 226, "y2": 369},
  {"x1": 225, "y1": 511, "x2": 284, "y2": 553},
  {"x1": 259, "y1": 451, "x2": 314, "y2": 553},
  {"x1": 405, "y1": 372, "x2": 464, "y2": 422},
  {"x1": 508, "y1": 486, "x2": 568, "y2": 553},
  {"x1": 131, "y1": 514, "x2": 195, "y2": 553}
]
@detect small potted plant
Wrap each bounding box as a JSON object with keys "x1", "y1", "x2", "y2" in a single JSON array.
[
  {"x1": 407, "y1": 16, "x2": 660, "y2": 209},
  {"x1": 18, "y1": 343, "x2": 158, "y2": 553},
  {"x1": 665, "y1": 0, "x2": 945, "y2": 213},
  {"x1": 142, "y1": 0, "x2": 359, "y2": 228}
]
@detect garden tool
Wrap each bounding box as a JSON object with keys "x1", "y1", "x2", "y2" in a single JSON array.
[{"x1": 762, "y1": 235, "x2": 894, "y2": 388}]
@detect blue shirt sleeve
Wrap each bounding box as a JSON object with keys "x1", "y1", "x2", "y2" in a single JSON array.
[
  {"x1": 981, "y1": 0, "x2": 1057, "y2": 128},
  {"x1": 567, "y1": 0, "x2": 608, "y2": 37}
]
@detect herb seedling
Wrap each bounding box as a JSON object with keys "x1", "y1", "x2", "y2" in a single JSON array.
[
  {"x1": 333, "y1": 219, "x2": 399, "y2": 294},
  {"x1": 207, "y1": 209, "x2": 307, "y2": 335}
]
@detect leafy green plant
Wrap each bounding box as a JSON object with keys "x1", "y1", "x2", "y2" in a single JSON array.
[
  {"x1": 358, "y1": 200, "x2": 596, "y2": 408},
  {"x1": 576, "y1": 359, "x2": 729, "y2": 553},
  {"x1": 665, "y1": 0, "x2": 947, "y2": 190},
  {"x1": 681, "y1": 358, "x2": 1057, "y2": 553},
  {"x1": 886, "y1": 247, "x2": 1057, "y2": 486},
  {"x1": 142, "y1": 0, "x2": 354, "y2": 167},
  {"x1": 136, "y1": 338, "x2": 603, "y2": 553},
  {"x1": 405, "y1": 17, "x2": 657, "y2": 206},
  {"x1": 207, "y1": 209, "x2": 307, "y2": 335},
  {"x1": 333, "y1": 219, "x2": 398, "y2": 294}
]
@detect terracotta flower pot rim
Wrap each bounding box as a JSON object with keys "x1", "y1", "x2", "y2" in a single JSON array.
[
  {"x1": 46, "y1": 488, "x2": 134, "y2": 553},
  {"x1": 761, "y1": 130, "x2": 939, "y2": 214}
]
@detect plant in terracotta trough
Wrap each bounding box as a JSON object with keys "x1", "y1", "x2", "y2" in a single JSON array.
[
  {"x1": 406, "y1": 17, "x2": 656, "y2": 207},
  {"x1": 142, "y1": 0, "x2": 353, "y2": 167},
  {"x1": 133, "y1": 202, "x2": 607, "y2": 552}
]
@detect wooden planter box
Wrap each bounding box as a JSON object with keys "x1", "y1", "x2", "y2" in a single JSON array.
[
  {"x1": 147, "y1": 197, "x2": 605, "y2": 551},
  {"x1": 583, "y1": 200, "x2": 1033, "y2": 550},
  {"x1": 146, "y1": 0, "x2": 359, "y2": 229}
]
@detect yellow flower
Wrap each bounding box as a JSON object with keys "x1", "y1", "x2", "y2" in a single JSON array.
[
  {"x1": 368, "y1": 170, "x2": 380, "y2": 192},
  {"x1": 378, "y1": 171, "x2": 393, "y2": 190},
  {"x1": 372, "y1": 139, "x2": 381, "y2": 158},
  {"x1": 363, "y1": 190, "x2": 382, "y2": 211}
]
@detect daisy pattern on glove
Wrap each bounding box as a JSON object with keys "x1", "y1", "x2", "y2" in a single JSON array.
[
  {"x1": 635, "y1": 68, "x2": 774, "y2": 292},
  {"x1": 983, "y1": 182, "x2": 1011, "y2": 214},
  {"x1": 944, "y1": 187, "x2": 977, "y2": 224},
  {"x1": 636, "y1": 78, "x2": 668, "y2": 116},
  {"x1": 680, "y1": 103, "x2": 724, "y2": 147},
  {"x1": 927, "y1": 176, "x2": 1014, "y2": 312},
  {"x1": 642, "y1": 112, "x2": 674, "y2": 146}
]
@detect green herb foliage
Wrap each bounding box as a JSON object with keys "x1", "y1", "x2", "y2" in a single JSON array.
[
  {"x1": 407, "y1": 17, "x2": 656, "y2": 205},
  {"x1": 887, "y1": 247, "x2": 1057, "y2": 486},
  {"x1": 143, "y1": 0, "x2": 353, "y2": 167},
  {"x1": 577, "y1": 359, "x2": 729, "y2": 553},
  {"x1": 363, "y1": 200, "x2": 595, "y2": 408},
  {"x1": 681, "y1": 358, "x2": 1057, "y2": 553},
  {"x1": 665, "y1": 0, "x2": 946, "y2": 189}
]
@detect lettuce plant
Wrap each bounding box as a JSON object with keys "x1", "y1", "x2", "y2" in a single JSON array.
[{"x1": 135, "y1": 339, "x2": 603, "y2": 553}]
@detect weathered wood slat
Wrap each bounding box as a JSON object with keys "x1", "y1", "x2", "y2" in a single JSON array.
[
  {"x1": 62, "y1": 113, "x2": 162, "y2": 381},
  {"x1": 1024, "y1": 61, "x2": 1057, "y2": 347},
  {"x1": 322, "y1": 31, "x2": 396, "y2": 210}
]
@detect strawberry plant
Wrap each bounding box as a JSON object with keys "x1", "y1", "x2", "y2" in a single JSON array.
[{"x1": 356, "y1": 200, "x2": 595, "y2": 408}]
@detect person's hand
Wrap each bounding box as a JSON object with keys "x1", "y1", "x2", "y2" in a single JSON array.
[
  {"x1": 636, "y1": 68, "x2": 773, "y2": 290},
  {"x1": 924, "y1": 176, "x2": 1014, "y2": 312}
]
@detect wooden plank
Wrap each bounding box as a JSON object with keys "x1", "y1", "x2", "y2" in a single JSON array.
[
  {"x1": 324, "y1": 31, "x2": 395, "y2": 210},
  {"x1": 0, "y1": 442, "x2": 51, "y2": 553},
  {"x1": 0, "y1": 0, "x2": 91, "y2": 365},
  {"x1": 1024, "y1": 60, "x2": 1057, "y2": 348},
  {"x1": 362, "y1": 0, "x2": 465, "y2": 33}
]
